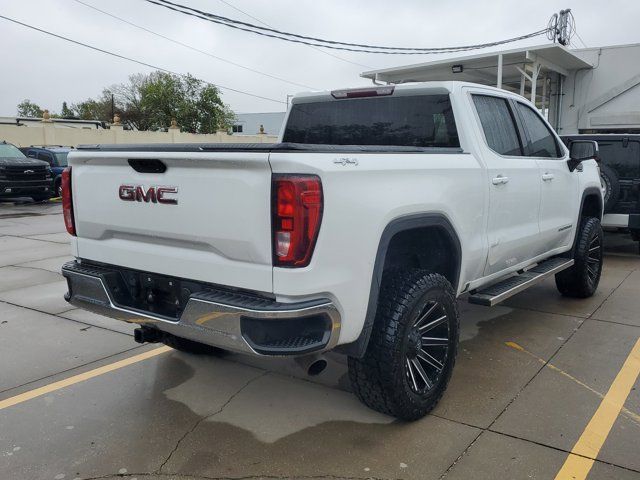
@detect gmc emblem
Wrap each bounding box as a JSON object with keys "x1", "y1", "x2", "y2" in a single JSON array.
[{"x1": 119, "y1": 185, "x2": 178, "y2": 205}]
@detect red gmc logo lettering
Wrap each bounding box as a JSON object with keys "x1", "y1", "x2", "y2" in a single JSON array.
[{"x1": 119, "y1": 185, "x2": 178, "y2": 205}]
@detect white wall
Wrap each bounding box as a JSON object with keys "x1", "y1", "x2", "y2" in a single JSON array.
[
  {"x1": 558, "y1": 44, "x2": 640, "y2": 134},
  {"x1": 0, "y1": 123, "x2": 277, "y2": 148}
]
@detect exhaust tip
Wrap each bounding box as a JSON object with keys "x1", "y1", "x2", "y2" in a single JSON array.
[{"x1": 307, "y1": 358, "x2": 328, "y2": 376}]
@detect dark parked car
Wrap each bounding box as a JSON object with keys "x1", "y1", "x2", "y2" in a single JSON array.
[
  {"x1": 21, "y1": 146, "x2": 72, "y2": 197},
  {"x1": 562, "y1": 134, "x2": 640, "y2": 244},
  {"x1": 0, "y1": 141, "x2": 53, "y2": 202}
]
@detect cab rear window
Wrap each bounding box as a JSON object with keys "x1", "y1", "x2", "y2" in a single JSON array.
[{"x1": 283, "y1": 94, "x2": 459, "y2": 148}]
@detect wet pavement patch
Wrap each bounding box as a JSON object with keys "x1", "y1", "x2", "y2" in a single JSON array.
[
  {"x1": 163, "y1": 416, "x2": 479, "y2": 479},
  {"x1": 1, "y1": 202, "x2": 640, "y2": 480}
]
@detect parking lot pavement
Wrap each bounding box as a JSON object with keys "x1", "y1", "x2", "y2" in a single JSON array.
[{"x1": 1, "y1": 200, "x2": 639, "y2": 480}]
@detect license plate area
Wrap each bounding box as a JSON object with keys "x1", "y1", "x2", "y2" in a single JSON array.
[{"x1": 103, "y1": 269, "x2": 192, "y2": 321}]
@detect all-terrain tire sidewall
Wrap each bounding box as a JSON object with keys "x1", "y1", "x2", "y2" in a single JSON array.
[
  {"x1": 348, "y1": 270, "x2": 459, "y2": 420},
  {"x1": 555, "y1": 217, "x2": 603, "y2": 298},
  {"x1": 600, "y1": 165, "x2": 620, "y2": 213}
]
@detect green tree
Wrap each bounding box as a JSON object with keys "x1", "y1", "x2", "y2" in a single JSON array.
[
  {"x1": 71, "y1": 71, "x2": 233, "y2": 132},
  {"x1": 72, "y1": 90, "x2": 114, "y2": 123},
  {"x1": 60, "y1": 101, "x2": 75, "y2": 119},
  {"x1": 149, "y1": 73, "x2": 225, "y2": 132},
  {"x1": 20, "y1": 71, "x2": 233, "y2": 131},
  {"x1": 17, "y1": 99, "x2": 44, "y2": 118}
]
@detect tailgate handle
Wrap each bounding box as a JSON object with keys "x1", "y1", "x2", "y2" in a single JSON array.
[{"x1": 128, "y1": 159, "x2": 167, "y2": 173}]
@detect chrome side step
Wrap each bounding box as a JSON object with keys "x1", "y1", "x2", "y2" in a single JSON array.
[{"x1": 468, "y1": 258, "x2": 574, "y2": 307}]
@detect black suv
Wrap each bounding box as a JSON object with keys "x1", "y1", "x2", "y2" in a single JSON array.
[
  {"x1": 0, "y1": 141, "x2": 53, "y2": 202},
  {"x1": 562, "y1": 134, "x2": 640, "y2": 242}
]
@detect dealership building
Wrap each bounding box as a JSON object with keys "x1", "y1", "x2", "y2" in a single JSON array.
[{"x1": 360, "y1": 43, "x2": 640, "y2": 135}]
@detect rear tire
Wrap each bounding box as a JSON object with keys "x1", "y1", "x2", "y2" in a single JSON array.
[
  {"x1": 162, "y1": 333, "x2": 225, "y2": 356},
  {"x1": 600, "y1": 165, "x2": 620, "y2": 213},
  {"x1": 348, "y1": 270, "x2": 458, "y2": 421},
  {"x1": 555, "y1": 217, "x2": 603, "y2": 298}
]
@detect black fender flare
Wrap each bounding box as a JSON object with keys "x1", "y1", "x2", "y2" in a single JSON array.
[
  {"x1": 336, "y1": 213, "x2": 462, "y2": 358},
  {"x1": 569, "y1": 186, "x2": 603, "y2": 255}
]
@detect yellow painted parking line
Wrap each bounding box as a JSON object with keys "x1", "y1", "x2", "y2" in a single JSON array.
[
  {"x1": 505, "y1": 342, "x2": 640, "y2": 426},
  {"x1": 0, "y1": 346, "x2": 171, "y2": 411},
  {"x1": 554, "y1": 337, "x2": 640, "y2": 480}
]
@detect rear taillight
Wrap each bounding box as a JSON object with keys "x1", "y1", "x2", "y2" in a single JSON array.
[
  {"x1": 272, "y1": 175, "x2": 323, "y2": 268},
  {"x1": 61, "y1": 167, "x2": 75, "y2": 236}
]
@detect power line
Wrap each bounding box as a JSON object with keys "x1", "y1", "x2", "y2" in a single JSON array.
[
  {"x1": 0, "y1": 14, "x2": 286, "y2": 105},
  {"x1": 212, "y1": 0, "x2": 373, "y2": 69},
  {"x1": 146, "y1": 0, "x2": 550, "y2": 54},
  {"x1": 214, "y1": 0, "x2": 269, "y2": 28},
  {"x1": 71, "y1": 0, "x2": 316, "y2": 90},
  {"x1": 575, "y1": 31, "x2": 588, "y2": 48}
]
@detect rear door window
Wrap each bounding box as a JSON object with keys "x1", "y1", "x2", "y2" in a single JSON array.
[
  {"x1": 598, "y1": 140, "x2": 640, "y2": 178},
  {"x1": 515, "y1": 102, "x2": 562, "y2": 158},
  {"x1": 282, "y1": 94, "x2": 459, "y2": 147},
  {"x1": 36, "y1": 152, "x2": 53, "y2": 165},
  {"x1": 54, "y1": 152, "x2": 69, "y2": 167},
  {"x1": 472, "y1": 95, "x2": 523, "y2": 156}
]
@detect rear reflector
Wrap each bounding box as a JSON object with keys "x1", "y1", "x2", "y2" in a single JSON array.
[
  {"x1": 331, "y1": 86, "x2": 395, "y2": 99},
  {"x1": 61, "y1": 167, "x2": 76, "y2": 236},
  {"x1": 272, "y1": 175, "x2": 323, "y2": 268}
]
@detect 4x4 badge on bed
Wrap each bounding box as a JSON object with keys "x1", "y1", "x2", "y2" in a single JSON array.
[
  {"x1": 333, "y1": 157, "x2": 358, "y2": 166},
  {"x1": 118, "y1": 185, "x2": 178, "y2": 205}
]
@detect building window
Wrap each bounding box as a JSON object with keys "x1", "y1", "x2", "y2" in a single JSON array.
[{"x1": 232, "y1": 124, "x2": 243, "y2": 133}]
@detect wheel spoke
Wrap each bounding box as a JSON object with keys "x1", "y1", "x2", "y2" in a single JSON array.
[
  {"x1": 418, "y1": 349, "x2": 444, "y2": 371},
  {"x1": 588, "y1": 245, "x2": 601, "y2": 253},
  {"x1": 411, "y1": 358, "x2": 433, "y2": 390},
  {"x1": 421, "y1": 336, "x2": 449, "y2": 346},
  {"x1": 414, "y1": 302, "x2": 438, "y2": 328},
  {"x1": 587, "y1": 264, "x2": 597, "y2": 279},
  {"x1": 587, "y1": 256, "x2": 599, "y2": 264},
  {"x1": 406, "y1": 358, "x2": 419, "y2": 392},
  {"x1": 418, "y1": 315, "x2": 447, "y2": 333}
]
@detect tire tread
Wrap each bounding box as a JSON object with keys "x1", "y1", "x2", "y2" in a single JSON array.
[
  {"x1": 348, "y1": 269, "x2": 458, "y2": 420},
  {"x1": 555, "y1": 217, "x2": 603, "y2": 298}
]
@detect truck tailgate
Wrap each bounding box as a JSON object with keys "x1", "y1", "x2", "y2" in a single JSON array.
[{"x1": 70, "y1": 150, "x2": 273, "y2": 293}]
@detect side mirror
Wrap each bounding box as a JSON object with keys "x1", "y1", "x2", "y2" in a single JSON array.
[{"x1": 568, "y1": 140, "x2": 599, "y2": 172}]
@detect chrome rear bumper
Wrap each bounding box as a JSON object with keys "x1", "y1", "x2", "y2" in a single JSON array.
[{"x1": 62, "y1": 261, "x2": 341, "y2": 356}]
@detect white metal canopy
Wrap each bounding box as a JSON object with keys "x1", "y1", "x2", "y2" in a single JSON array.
[{"x1": 361, "y1": 44, "x2": 593, "y2": 111}]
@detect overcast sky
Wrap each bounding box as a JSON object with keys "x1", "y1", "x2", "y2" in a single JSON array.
[{"x1": 2, "y1": 0, "x2": 639, "y2": 116}]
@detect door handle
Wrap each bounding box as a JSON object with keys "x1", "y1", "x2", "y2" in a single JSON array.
[
  {"x1": 542, "y1": 173, "x2": 555, "y2": 181},
  {"x1": 492, "y1": 175, "x2": 509, "y2": 185}
]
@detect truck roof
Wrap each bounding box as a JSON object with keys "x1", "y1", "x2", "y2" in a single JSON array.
[{"x1": 291, "y1": 81, "x2": 507, "y2": 104}]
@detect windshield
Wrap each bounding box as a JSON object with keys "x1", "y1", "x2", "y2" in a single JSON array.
[
  {"x1": 283, "y1": 94, "x2": 459, "y2": 147},
  {"x1": 0, "y1": 143, "x2": 27, "y2": 159},
  {"x1": 54, "y1": 152, "x2": 69, "y2": 166}
]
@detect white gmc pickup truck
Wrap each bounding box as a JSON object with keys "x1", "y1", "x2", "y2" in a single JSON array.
[{"x1": 62, "y1": 81, "x2": 603, "y2": 420}]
